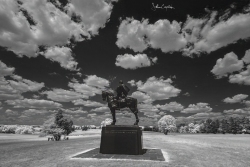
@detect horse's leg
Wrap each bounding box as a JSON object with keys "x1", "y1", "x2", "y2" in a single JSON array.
[
  {"x1": 111, "y1": 108, "x2": 116, "y2": 125},
  {"x1": 130, "y1": 107, "x2": 139, "y2": 125},
  {"x1": 134, "y1": 110, "x2": 139, "y2": 125}
]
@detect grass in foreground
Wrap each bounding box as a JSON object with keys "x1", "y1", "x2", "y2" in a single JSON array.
[{"x1": 0, "y1": 130, "x2": 250, "y2": 167}]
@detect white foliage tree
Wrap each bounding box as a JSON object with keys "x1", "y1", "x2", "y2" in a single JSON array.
[
  {"x1": 179, "y1": 126, "x2": 189, "y2": 133},
  {"x1": 15, "y1": 125, "x2": 34, "y2": 134},
  {"x1": 101, "y1": 118, "x2": 113, "y2": 128},
  {"x1": 158, "y1": 115, "x2": 177, "y2": 132}
]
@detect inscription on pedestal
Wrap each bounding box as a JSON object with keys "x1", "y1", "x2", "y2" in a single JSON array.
[{"x1": 100, "y1": 125, "x2": 143, "y2": 155}]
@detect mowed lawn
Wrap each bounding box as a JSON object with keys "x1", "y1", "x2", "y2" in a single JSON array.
[{"x1": 0, "y1": 130, "x2": 250, "y2": 167}]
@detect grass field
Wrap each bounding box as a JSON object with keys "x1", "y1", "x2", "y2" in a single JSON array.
[{"x1": 0, "y1": 130, "x2": 250, "y2": 167}]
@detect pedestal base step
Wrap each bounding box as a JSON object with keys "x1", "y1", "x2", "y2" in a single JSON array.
[{"x1": 72, "y1": 148, "x2": 165, "y2": 161}]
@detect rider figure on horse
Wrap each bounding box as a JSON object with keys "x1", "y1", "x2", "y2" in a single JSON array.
[{"x1": 116, "y1": 80, "x2": 130, "y2": 100}]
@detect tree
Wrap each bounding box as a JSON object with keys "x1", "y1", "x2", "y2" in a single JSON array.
[
  {"x1": 54, "y1": 110, "x2": 74, "y2": 135},
  {"x1": 221, "y1": 119, "x2": 228, "y2": 134},
  {"x1": 101, "y1": 118, "x2": 112, "y2": 128},
  {"x1": 244, "y1": 117, "x2": 250, "y2": 130},
  {"x1": 55, "y1": 109, "x2": 64, "y2": 127},
  {"x1": 41, "y1": 110, "x2": 73, "y2": 140},
  {"x1": 43, "y1": 116, "x2": 56, "y2": 130},
  {"x1": 228, "y1": 117, "x2": 234, "y2": 133},
  {"x1": 158, "y1": 115, "x2": 176, "y2": 133},
  {"x1": 215, "y1": 119, "x2": 220, "y2": 132},
  {"x1": 60, "y1": 119, "x2": 73, "y2": 135},
  {"x1": 234, "y1": 117, "x2": 241, "y2": 133},
  {"x1": 199, "y1": 123, "x2": 206, "y2": 133},
  {"x1": 204, "y1": 118, "x2": 213, "y2": 133}
]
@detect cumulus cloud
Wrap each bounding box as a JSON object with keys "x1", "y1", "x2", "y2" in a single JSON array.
[
  {"x1": 229, "y1": 65, "x2": 250, "y2": 85},
  {"x1": 0, "y1": 61, "x2": 15, "y2": 77},
  {"x1": 115, "y1": 54, "x2": 157, "y2": 69},
  {"x1": 9, "y1": 75, "x2": 44, "y2": 93},
  {"x1": 116, "y1": 8, "x2": 250, "y2": 56},
  {"x1": 210, "y1": 50, "x2": 250, "y2": 85},
  {"x1": 183, "y1": 92, "x2": 190, "y2": 96},
  {"x1": 188, "y1": 112, "x2": 223, "y2": 120},
  {"x1": 244, "y1": 100, "x2": 250, "y2": 107},
  {"x1": 116, "y1": 19, "x2": 148, "y2": 52},
  {"x1": 183, "y1": 12, "x2": 250, "y2": 55},
  {"x1": 0, "y1": 92, "x2": 23, "y2": 100},
  {"x1": 83, "y1": 75, "x2": 110, "y2": 89},
  {"x1": 223, "y1": 108, "x2": 250, "y2": 115},
  {"x1": 20, "y1": 109, "x2": 56, "y2": 117},
  {"x1": 0, "y1": 62, "x2": 21, "y2": 99},
  {"x1": 131, "y1": 91, "x2": 153, "y2": 104},
  {"x1": 0, "y1": 0, "x2": 114, "y2": 69},
  {"x1": 42, "y1": 46, "x2": 78, "y2": 71},
  {"x1": 65, "y1": 0, "x2": 116, "y2": 35},
  {"x1": 0, "y1": 61, "x2": 44, "y2": 100},
  {"x1": 5, "y1": 109, "x2": 19, "y2": 116},
  {"x1": 62, "y1": 107, "x2": 88, "y2": 114},
  {"x1": 90, "y1": 106, "x2": 109, "y2": 112},
  {"x1": 177, "y1": 112, "x2": 223, "y2": 123},
  {"x1": 144, "y1": 113, "x2": 161, "y2": 119},
  {"x1": 87, "y1": 113, "x2": 97, "y2": 117},
  {"x1": 0, "y1": 0, "x2": 83, "y2": 57},
  {"x1": 0, "y1": 79, "x2": 23, "y2": 100},
  {"x1": 42, "y1": 88, "x2": 88, "y2": 102},
  {"x1": 68, "y1": 82, "x2": 101, "y2": 97},
  {"x1": 242, "y1": 49, "x2": 250, "y2": 64},
  {"x1": 134, "y1": 76, "x2": 181, "y2": 101},
  {"x1": 69, "y1": 75, "x2": 110, "y2": 98},
  {"x1": 211, "y1": 52, "x2": 244, "y2": 78},
  {"x1": 181, "y1": 103, "x2": 212, "y2": 114},
  {"x1": 128, "y1": 80, "x2": 136, "y2": 86},
  {"x1": 138, "y1": 103, "x2": 159, "y2": 113},
  {"x1": 72, "y1": 99, "x2": 105, "y2": 107},
  {"x1": 5, "y1": 98, "x2": 62, "y2": 109},
  {"x1": 156, "y1": 102, "x2": 184, "y2": 112},
  {"x1": 116, "y1": 18, "x2": 187, "y2": 53},
  {"x1": 223, "y1": 94, "x2": 248, "y2": 103}
]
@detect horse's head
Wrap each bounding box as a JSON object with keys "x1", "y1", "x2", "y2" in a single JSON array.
[{"x1": 102, "y1": 90, "x2": 114, "y2": 101}]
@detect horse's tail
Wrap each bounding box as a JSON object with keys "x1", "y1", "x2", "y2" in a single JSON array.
[{"x1": 134, "y1": 98, "x2": 138, "y2": 109}]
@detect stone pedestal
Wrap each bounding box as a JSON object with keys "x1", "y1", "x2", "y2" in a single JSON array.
[{"x1": 100, "y1": 125, "x2": 143, "y2": 155}]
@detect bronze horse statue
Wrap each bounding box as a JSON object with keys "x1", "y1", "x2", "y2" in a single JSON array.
[{"x1": 102, "y1": 90, "x2": 139, "y2": 125}]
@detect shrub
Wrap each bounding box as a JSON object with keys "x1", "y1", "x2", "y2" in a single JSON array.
[
  {"x1": 152, "y1": 126, "x2": 159, "y2": 132},
  {"x1": 101, "y1": 118, "x2": 112, "y2": 128},
  {"x1": 179, "y1": 126, "x2": 188, "y2": 133},
  {"x1": 188, "y1": 123, "x2": 201, "y2": 133},
  {"x1": 43, "y1": 128, "x2": 64, "y2": 135},
  {"x1": 38, "y1": 132, "x2": 47, "y2": 137},
  {"x1": 33, "y1": 127, "x2": 43, "y2": 132},
  {"x1": 2, "y1": 125, "x2": 18, "y2": 133},
  {"x1": 81, "y1": 126, "x2": 88, "y2": 131},
  {"x1": 144, "y1": 126, "x2": 153, "y2": 131},
  {"x1": 15, "y1": 126, "x2": 34, "y2": 134}
]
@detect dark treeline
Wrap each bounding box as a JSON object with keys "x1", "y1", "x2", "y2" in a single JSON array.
[{"x1": 177, "y1": 116, "x2": 250, "y2": 134}]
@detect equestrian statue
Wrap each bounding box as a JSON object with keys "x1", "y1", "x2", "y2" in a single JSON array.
[{"x1": 101, "y1": 80, "x2": 139, "y2": 125}]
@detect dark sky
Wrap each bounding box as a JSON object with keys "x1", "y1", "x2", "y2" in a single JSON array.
[{"x1": 0, "y1": 0, "x2": 250, "y2": 125}]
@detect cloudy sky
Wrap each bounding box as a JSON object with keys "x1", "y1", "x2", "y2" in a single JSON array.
[{"x1": 1, "y1": 0, "x2": 250, "y2": 126}]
